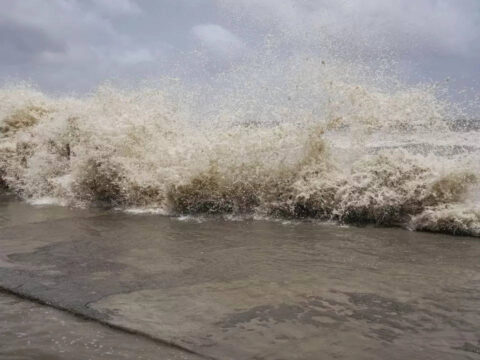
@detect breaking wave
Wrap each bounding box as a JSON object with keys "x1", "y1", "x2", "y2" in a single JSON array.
[{"x1": 1, "y1": 56, "x2": 479, "y2": 236}]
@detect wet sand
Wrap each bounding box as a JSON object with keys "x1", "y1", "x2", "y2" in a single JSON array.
[{"x1": 0, "y1": 195, "x2": 479, "y2": 359}]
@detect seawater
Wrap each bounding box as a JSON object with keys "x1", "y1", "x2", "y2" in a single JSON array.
[{"x1": 0, "y1": 54, "x2": 479, "y2": 236}]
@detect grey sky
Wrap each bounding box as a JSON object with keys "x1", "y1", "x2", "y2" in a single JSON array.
[{"x1": 0, "y1": 0, "x2": 479, "y2": 95}]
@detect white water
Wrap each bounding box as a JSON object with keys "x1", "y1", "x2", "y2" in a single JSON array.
[{"x1": 0, "y1": 55, "x2": 479, "y2": 236}]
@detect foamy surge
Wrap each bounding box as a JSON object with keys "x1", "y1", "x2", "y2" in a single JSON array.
[{"x1": 1, "y1": 58, "x2": 479, "y2": 236}]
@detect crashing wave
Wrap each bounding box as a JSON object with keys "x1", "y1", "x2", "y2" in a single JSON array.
[{"x1": 0, "y1": 58, "x2": 478, "y2": 236}]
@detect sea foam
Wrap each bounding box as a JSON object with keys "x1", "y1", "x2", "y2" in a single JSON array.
[{"x1": 0, "y1": 56, "x2": 478, "y2": 236}]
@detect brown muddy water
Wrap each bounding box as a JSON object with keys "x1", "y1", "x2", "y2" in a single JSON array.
[
  {"x1": 0, "y1": 292, "x2": 200, "y2": 360},
  {"x1": 0, "y1": 196, "x2": 479, "y2": 360}
]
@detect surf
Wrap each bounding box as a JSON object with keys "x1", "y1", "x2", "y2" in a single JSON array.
[{"x1": 0, "y1": 55, "x2": 479, "y2": 236}]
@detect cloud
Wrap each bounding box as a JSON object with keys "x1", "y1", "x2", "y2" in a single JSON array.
[
  {"x1": 92, "y1": 0, "x2": 142, "y2": 17},
  {"x1": 192, "y1": 24, "x2": 246, "y2": 58},
  {"x1": 0, "y1": 20, "x2": 64, "y2": 65},
  {"x1": 0, "y1": 0, "x2": 479, "y2": 93},
  {"x1": 118, "y1": 48, "x2": 156, "y2": 65},
  {"x1": 0, "y1": 0, "x2": 161, "y2": 90},
  {"x1": 0, "y1": 1, "x2": 124, "y2": 56},
  {"x1": 217, "y1": 0, "x2": 480, "y2": 59}
]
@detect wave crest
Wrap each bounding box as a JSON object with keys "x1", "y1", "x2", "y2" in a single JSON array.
[{"x1": 0, "y1": 58, "x2": 478, "y2": 236}]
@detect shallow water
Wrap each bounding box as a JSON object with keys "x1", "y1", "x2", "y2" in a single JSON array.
[
  {"x1": 0, "y1": 292, "x2": 200, "y2": 360},
  {"x1": 0, "y1": 198, "x2": 479, "y2": 359}
]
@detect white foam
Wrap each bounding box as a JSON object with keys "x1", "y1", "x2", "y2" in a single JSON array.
[{"x1": 0, "y1": 54, "x2": 478, "y2": 236}]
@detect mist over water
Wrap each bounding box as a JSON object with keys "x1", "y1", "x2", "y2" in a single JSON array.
[{"x1": 0, "y1": 20, "x2": 479, "y2": 237}]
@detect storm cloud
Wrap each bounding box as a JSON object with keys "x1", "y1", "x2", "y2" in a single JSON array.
[{"x1": 0, "y1": 0, "x2": 479, "y2": 93}]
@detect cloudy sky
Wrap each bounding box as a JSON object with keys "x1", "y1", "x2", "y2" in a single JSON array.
[{"x1": 0, "y1": 0, "x2": 479, "y2": 95}]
